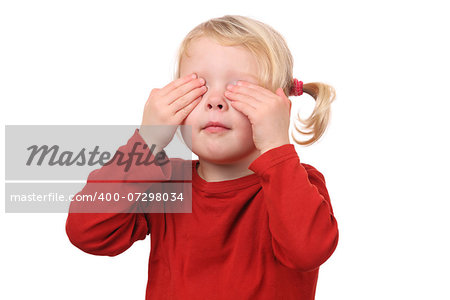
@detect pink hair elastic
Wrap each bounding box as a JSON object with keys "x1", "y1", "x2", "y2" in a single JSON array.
[{"x1": 290, "y1": 78, "x2": 303, "y2": 96}]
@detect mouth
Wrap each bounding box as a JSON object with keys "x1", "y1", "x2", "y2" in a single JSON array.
[
  {"x1": 202, "y1": 121, "x2": 230, "y2": 133},
  {"x1": 202, "y1": 121, "x2": 230, "y2": 130}
]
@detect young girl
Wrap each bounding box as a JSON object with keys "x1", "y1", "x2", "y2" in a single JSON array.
[{"x1": 66, "y1": 15, "x2": 339, "y2": 300}]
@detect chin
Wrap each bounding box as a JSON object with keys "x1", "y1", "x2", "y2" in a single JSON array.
[
  {"x1": 193, "y1": 144, "x2": 257, "y2": 165},
  {"x1": 193, "y1": 148, "x2": 231, "y2": 164}
]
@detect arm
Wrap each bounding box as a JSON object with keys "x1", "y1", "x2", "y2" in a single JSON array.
[
  {"x1": 65, "y1": 128, "x2": 172, "y2": 256},
  {"x1": 249, "y1": 144, "x2": 339, "y2": 272}
]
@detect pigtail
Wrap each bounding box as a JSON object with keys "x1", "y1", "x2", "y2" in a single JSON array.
[{"x1": 291, "y1": 82, "x2": 336, "y2": 146}]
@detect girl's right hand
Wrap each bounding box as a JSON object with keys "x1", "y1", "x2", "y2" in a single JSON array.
[{"x1": 139, "y1": 73, "x2": 207, "y2": 151}]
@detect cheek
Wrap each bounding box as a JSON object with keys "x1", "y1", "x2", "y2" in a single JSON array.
[
  {"x1": 243, "y1": 121, "x2": 255, "y2": 138},
  {"x1": 243, "y1": 124, "x2": 254, "y2": 137},
  {"x1": 236, "y1": 114, "x2": 252, "y2": 129},
  {"x1": 233, "y1": 120, "x2": 253, "y2": 139},
  {"x1": 180, "y1": 126, "x2": 193, "y2": 150},
  {"x1": 181, "y1": 107, "x2": 197, "y2": 126}
]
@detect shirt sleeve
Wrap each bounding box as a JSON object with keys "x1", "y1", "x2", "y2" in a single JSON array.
[
  {"x1": 65, "y1": 128, "x2": 172, "y2": 256},
  {"x1": 248, "y1": 144, "x2": 339, "y2": 272}
]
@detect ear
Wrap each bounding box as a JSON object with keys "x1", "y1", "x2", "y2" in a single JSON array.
[
  {"x1": 276, "y1": 88, "x2": 292, "y2": 116},
  {"x1": 276, "y1": 87, "x2": 288, "y2": 100}
]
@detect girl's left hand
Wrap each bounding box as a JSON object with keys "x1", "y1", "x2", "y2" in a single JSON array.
[{"x1": 224, "y1": 80, "x2": 292, "y2": 154}]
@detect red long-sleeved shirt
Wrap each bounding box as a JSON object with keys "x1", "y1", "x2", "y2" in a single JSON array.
[{"x1": 66, "y1": 129, "x2": 339, "y2": 299}]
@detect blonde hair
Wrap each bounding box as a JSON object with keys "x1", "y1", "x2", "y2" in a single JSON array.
[{"x1": 173, "y1": 15, "x2": 336, "y2": 146}]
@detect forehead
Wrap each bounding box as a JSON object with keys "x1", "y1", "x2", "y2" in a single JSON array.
[{"x1": 180, "y1": 37, "x2": 259, "y2": 81}]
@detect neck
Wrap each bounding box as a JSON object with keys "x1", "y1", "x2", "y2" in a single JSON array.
[{"x1": 196, "y1": 150, "x2": 261, "y2": 182}]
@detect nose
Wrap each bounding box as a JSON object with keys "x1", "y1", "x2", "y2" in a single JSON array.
[{"x1": 202, "y1": 85, "x2": 229, "y2": 111}]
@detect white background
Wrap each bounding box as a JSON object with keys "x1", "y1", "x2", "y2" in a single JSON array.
[{"x1": 1, "y1": 0, "x2": 449, "y2": 299}]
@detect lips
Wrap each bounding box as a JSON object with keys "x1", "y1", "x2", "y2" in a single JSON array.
[{"x1": 203, "y1": 121, "x2": 230, "y2": 129}]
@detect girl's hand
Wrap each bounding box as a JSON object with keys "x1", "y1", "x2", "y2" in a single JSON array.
[
  {"x1": 140, "y1": 73, "x2": 207, "y2": 150},
  {"x1": 224, "y1": 81, "x2": 291, "y2": 154}
]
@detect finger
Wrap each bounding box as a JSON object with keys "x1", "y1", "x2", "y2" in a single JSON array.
[
  {"x1": 227, "y1": 83, "x2": 275, "y2": 104},
  {"x1": 166, "y1": 77, "x2": 206, "y2": 106},
  {"x1": 173, "y1": 95, "x2": 203, "y2": 123},
  {"x1": 235, "y1": 81, "x2": 276, "y2": 100},
  {"x1": 229, "y1": 98, "x2": 255, "y2": 118},
  {"x1": 171, "y1": 85, "x2": 207, "y2": 113},
  {"x1": 224, "y1": 91, "x2": 259, "y2": 110},
  {"x1": 159, "y1": 73, "x2": 198, "y2": 97}
]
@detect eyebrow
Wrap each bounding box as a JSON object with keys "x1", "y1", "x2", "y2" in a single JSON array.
[
  {"x1": 235, "y1": 72, "x2": 258, "y2": 82},
  {"x1": 242, "y1": 73, "x2": 258, "y2": 80},
  {"x1": 189, "y1": 70, "x2": 258, "y2": 82}
]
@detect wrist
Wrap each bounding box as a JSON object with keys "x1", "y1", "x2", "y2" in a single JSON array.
[
  {"x1": 259, "y1": 141, "x2": 290, "y2": 155},
  {"x1": 137, "y1": 129, "x2": 164, "y2": 153}
]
